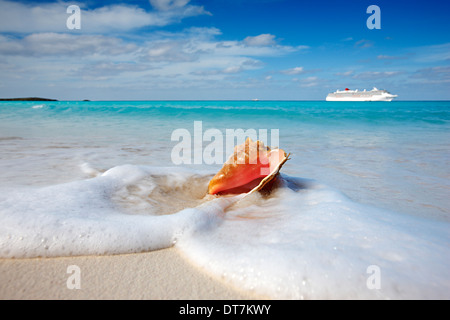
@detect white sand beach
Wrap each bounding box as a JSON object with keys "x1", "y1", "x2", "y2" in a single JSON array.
[{"x1": 0, "y1": 247, "x2": 263, "y2": 300}]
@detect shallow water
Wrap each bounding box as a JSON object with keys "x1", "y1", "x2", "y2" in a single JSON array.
[{"x1": 0, "y1": 100, "x2": 449, "y2": 299}]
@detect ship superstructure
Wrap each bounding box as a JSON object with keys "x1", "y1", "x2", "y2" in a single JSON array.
[{"x1": 326, "y1": 87, "x2": 398, "y2": 101}]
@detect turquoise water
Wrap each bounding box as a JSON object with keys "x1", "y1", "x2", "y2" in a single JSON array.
[
  {"x1": 0, "y1": 100, "x2": 449, "y2": 298},
  {"x1": 1, "y1": 100, "x2": 448, "y2": 218},
  {"x1": 2, "y1": 100, "x2": 448, "y2": 125}
]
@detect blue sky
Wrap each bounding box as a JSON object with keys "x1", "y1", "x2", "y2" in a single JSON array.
[{"x1": 0, "y1": 0, "x2": 449, "y2": 100}]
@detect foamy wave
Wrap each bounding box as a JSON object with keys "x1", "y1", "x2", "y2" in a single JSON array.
[
  {"x1": 0, "y1": 165, "x2": 231, "y2": 258},
  {"x1": 178, "y1": 175, "x2": 450, "y2": 299},
  {"x1": 0, "y1": 164, "x2": 449, "y2": 299}
]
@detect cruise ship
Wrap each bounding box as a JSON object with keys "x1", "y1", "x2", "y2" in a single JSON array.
[{"x1": 326, "y1": 87, "x2": 398, "y2": 101}]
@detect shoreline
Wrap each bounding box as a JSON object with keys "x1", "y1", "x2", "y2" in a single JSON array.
[
  {"x1": 0, "y1": 247, "x2": 263, "y2": 300},
  {"x1": 0, "y1": 97, "x2": 58, "y2": 101}
]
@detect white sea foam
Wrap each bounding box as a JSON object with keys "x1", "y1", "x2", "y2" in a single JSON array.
[
  {"x1": 0, "y1": 165, "x2": 233, "y2": 258},
  {"x1": 178, "y1": 175, "x2": 450, "y2": 299},
  {"x1": 0, "y1": 164, "x2": 448, "y2": 299}
]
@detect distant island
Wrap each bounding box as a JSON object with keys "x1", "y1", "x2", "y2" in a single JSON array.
[{"x1": 0, "y1": 97, "x2": 58, "y2": 101}]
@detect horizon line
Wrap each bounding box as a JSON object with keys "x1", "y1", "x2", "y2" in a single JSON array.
[{"x1": 1, "y1": 98, "x2": 450, "y2": 102}]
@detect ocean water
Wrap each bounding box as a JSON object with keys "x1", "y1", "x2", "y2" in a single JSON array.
[{"x1": 0, "y1": 100, "x2": 449, "y2": 299}]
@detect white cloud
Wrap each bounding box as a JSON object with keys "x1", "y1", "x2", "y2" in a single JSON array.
[
  {"x1": 0, "y1": 26, "x2": 300, "y2": 62},
  {"x1": 243, "y1": 34, "x2": 276, "y2": 47},
  {"x1": 192, "y1": 64, "x2": 244, "y2": 76},
  {"x1": 412, "y1": 66, "x2": 450, "y2": 83},
  {"x1": 354, "y1": 39, "x2": 373, "y2": 49},
  {"x1": 0, "y1": 0, "x2": 308, "y2": 101},
  {"x1": 0, "y1": 33, "x2": 137, "y2": 57},
  {"x1": 0, "y1": 0, "x2": 66, "y2": 33},
  {"x1": 335, "y1": 70, "x2": 354, "y2": 76},
  {"x1": 143, "y1": 40, "x2": 200, "y2": 62},
  {"x1": 150, "y1": 0, "x2": 191, "y2": 11},
  {"x1": 77, "y1": 62, "x2": 150, "y2": 81},
  {"x1": 222, "y1": 65, "x2": 243, "y2": 74},
  {"x1": 0, "y1": 0, "x2": 209, "y2": 33},
  {"x1": 300, "y1": 76, "x2": 320, "y2": 87},
  {"x1": 281, "y1": 66, "x2": 305, "y2": 75},
  {"x1": 148, "y1": 0, "x2": 212, "y2": 17},
  {"x1": 411, "y1": 43, "x2": 450, "y2": 63},
  {"x1": 0, "y1": 26, "x2": 307, "y2": 95},
  {"x1": 82, "y1": 4, "x2": 168, "y2": 32},
  {"x1": 352, "y1": 71, "x2": 402, "y2": 80},
  {"x1": 377, "y1": 55, "x2": 406, "y2": 60}
]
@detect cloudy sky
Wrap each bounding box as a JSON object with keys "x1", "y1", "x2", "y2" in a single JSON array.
[{"x1": 0, "y1": 0, "x2": 449, "y2": 100}]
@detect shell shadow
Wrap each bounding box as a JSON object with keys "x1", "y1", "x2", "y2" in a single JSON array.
[{"x1": 279, "y1": 174, "x2": 317, "y2": 192}]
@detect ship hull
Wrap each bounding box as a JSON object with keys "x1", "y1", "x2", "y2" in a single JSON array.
[
  {"x1": 326, "y1": 95, "x2": 396, "y2": 102},
  {"x1": 326, "y1": 87, "x2": 397, "y2": 102}
]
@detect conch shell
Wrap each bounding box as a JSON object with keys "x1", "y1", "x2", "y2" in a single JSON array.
[{"x1": 208, "y1": 138, "x2": 289, "y2": 195}]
